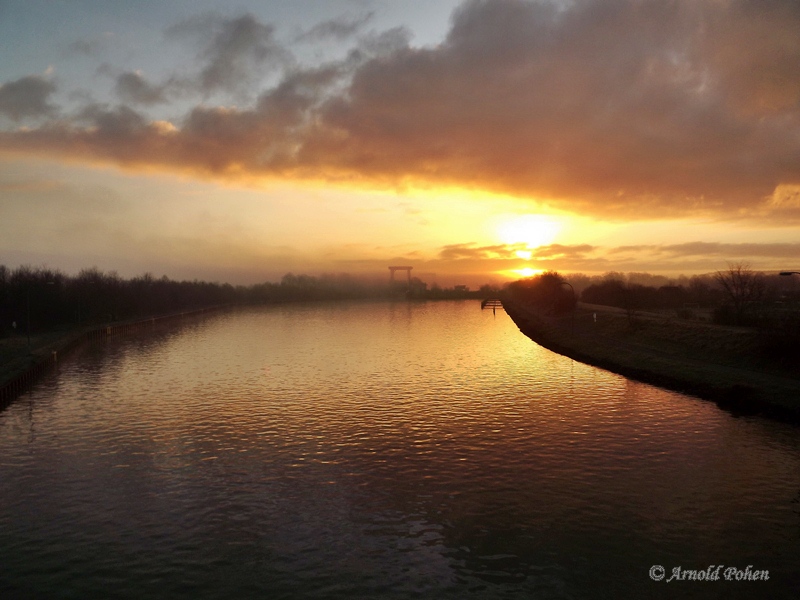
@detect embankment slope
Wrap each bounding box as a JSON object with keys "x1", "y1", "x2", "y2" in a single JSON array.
[{"x1": 504, "y1": 300, "x2": 800, "y2": 423}]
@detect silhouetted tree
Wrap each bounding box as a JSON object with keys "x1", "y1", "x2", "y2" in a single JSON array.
[
  {"x1": 508, "y1": 271, "x2": 576, "y2": 315},
  {"x1": 714, "y1": 263, "x2": 766, "y2": 325}
]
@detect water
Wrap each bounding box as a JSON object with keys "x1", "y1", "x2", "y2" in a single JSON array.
[{"x1": 1, "y1": 301, "x2": 798, "y2": 599}]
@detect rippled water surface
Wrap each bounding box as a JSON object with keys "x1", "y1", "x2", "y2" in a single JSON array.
[{"x1": 1, "y1": 302, "x2": 799, "y2": 599}]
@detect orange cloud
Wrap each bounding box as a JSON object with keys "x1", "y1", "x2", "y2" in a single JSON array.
[{"x1": 2, "y1": 1, "x2": 800, "y2": 221}]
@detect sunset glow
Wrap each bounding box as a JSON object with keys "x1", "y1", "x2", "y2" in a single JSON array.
[
  {"x1": 514, "y1": 267, "x2": 541, "y2": 278},
  {"x1": 498, "y1": 214, "x2": 561, "y2": 248},
  {"x1": 2, "y1": 0, "x2": 800, "y2": 286}
]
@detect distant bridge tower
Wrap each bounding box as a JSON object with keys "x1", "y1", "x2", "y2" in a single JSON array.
[{"x1": 389, "y1": 266, "x2": 413, "y2": 287}]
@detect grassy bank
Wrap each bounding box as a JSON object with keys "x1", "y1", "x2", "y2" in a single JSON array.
[
  {"x1": 0, "y1": 306, "x2": 226, "y2": 407},
  {"x1": 504, "y1": 299, "x2": 800, "y2": 423},
  {"x1": 0, "y1": 325, "x2": 99, "y2": 382}
]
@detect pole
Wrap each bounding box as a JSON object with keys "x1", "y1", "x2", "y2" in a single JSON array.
[
  {"x1": 26, "y1": 287, "x2": 31, "y2": 349},
  {"x1": 561, "y1": 281, "x2": 576, "y2": 334}
]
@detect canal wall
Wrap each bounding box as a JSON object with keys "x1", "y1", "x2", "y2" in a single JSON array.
[
  {"x1": 503, "y1": 299, "x2": 800, "y2": 424},
  {"x1": 0, "y1": 306, "x2": 226, "y2": 409}
]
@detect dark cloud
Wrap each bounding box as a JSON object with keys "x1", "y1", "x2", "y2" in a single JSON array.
[
  {"x1": 312, "y1": 0, "x2": 800, "y2": 216},
  {"x1": 353, "y1": 26, "x2": 412, "y2": 57},
  {"x1": 67, "y1": 33, "x2": 112, "y2": 56},
  {"x1": 0, "y1": 105, "x2": 173, "y2": 169},
  {"x1": 297, "y1": 12, "x2": 374, "y2": 42},
  {"x1": 2, "y1": 1, "x2": 800, "y2": 221},
  {"x1": 114, "y1": 72, "x2": 169, "y2": 105},
  {"x1": 78, "y1": 104, "x2": 149, "y2": 133},
  {"x1": 698, "y1": 0, "x2": 800, "y2": 115},
  {"x1": 167, "y1": 13, "x2": 291, "y2": 94},
  {"x1": 0, "y1": 76, "x2": 56, "y2": 120},
  {"x1": 68, "y1": 39, "x2": 103, "y2": 56}
]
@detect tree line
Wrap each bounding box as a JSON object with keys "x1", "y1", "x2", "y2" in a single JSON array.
[
  {"x1": 506, "y1": 266, "x2": 800, "y2": 365},
  {"x1": 5, "y1": 262, "x2": 797, "y2": 339},
  {"x1": 579, "y1": 265, "x2": 799, "y2": 327},
  {"x1": 507, "y1": 265, "x2": 800, "y2": 325},
  {"x1": 0, "y1": 265, "x2": 239, "y2": 337},
  {"x1": 0, "y1": 265, "x2": 496, "y2": 338}
]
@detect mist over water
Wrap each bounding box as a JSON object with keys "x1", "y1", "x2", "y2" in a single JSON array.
[{"x1": 1, "y1": 301, "x2": 799, "y2": 598}]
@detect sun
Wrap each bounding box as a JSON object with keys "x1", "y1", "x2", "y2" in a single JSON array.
[
  {"x1": 497, "y1": 266, "x2": 544, "y2": 279},
  {"x1": 494, "y1": 214, "x2": 561, "y2": 280},
  {"x1": 497, "y1": 214, "x2": 561, "y2": 248}
]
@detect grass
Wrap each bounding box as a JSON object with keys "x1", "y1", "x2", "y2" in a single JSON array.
[
  {"x1": 1, "y1": 306, "x2": 226, "y2": 402},
  {"x1": 504, "y1": 300, "x2": 800, "y2": 423},
  {"x1": 0, "y1": 327, "x2": 93, "y2": 386}
]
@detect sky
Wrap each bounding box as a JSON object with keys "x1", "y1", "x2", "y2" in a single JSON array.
[{"x1": 1, "y1": 0, "x2": 800, "y2": 287}]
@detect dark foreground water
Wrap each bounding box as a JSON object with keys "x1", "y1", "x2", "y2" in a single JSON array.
[{"x1": 1, "y1": 301, "x2": 798, "y2": 599}]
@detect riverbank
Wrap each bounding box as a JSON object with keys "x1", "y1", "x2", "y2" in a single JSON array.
[
  {"x1": 503, "y1": 299, "x2": 800, "y2": 423},
  {"x1": 0, "y1": 306, "x2": 226, "y2": 408}
]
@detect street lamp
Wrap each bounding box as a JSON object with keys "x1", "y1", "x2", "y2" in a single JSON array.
[{"x1": 560, "y1": 281, "x2": 576, "y2": 333}]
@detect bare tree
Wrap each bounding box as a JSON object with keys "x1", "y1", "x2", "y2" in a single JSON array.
[{"x1": 714, "y1": 263, "x2": 766, "y2": 325}]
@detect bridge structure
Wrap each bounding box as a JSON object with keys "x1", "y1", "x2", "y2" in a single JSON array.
[
  {"x1": 481, "y1": 299, "x2": 504, "y2": 314},
  {"x1": 388, "y1": 266, "x2": 413, "y2": 287}
]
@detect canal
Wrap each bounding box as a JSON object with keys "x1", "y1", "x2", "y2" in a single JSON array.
[{"x1": 1, "y1": 301, "x2": 798, "y2": 598}]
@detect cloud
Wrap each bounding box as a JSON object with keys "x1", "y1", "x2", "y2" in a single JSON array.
[
  {"x1": 0, "y1": 75, "x2": 57, "y2": 120},
  {"x1": 438, "y1": 243, "x2": 519, "y2": 261},
  {"x1": 68, "y1": 39, "x2": 103, "y2": 56},
  {"x1": 114, "y1": 72, "x2": 169, "y2": 105},
  {"x1": 102, "y1": 65, "x2": 191, "y2": 107},
  {"x1": 297, "y1": 12, "x2": 374, "y2": 42},
  {"x1": 351, "y1": 26, "x2": 412, "y2": 58},
  {"x1": 537, "y1": 241, "x2": 800, "y2": 273},
  {"x1": 427, "y1": 240, "x2": 800, "y2": 275},
  {"x1": 532, "y1": 244, "x2": 596, "y2": 260},
  {"x1": 2, "y1": 1, "x2": 800, "y2": 221},
  {"x1": 67, "y1": 32, "x2": 114, "y2": 56},
  {"x1": 313, "y1": 0, "x2": 800, "y2": 216},
  {"x1": 641, "y1": 242, "x2": 800, "y2": 259},
  {"x1": 167, "y1": 13, "x2": 291, "y2": 95}
]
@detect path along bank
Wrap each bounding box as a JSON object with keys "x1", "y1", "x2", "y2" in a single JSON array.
[
  {"x1": 503, "y1": 299, "x2": 800, "y2": 424},
  {"x1": 0, "y1": 306, "x2": 226, "y2": 409}
]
